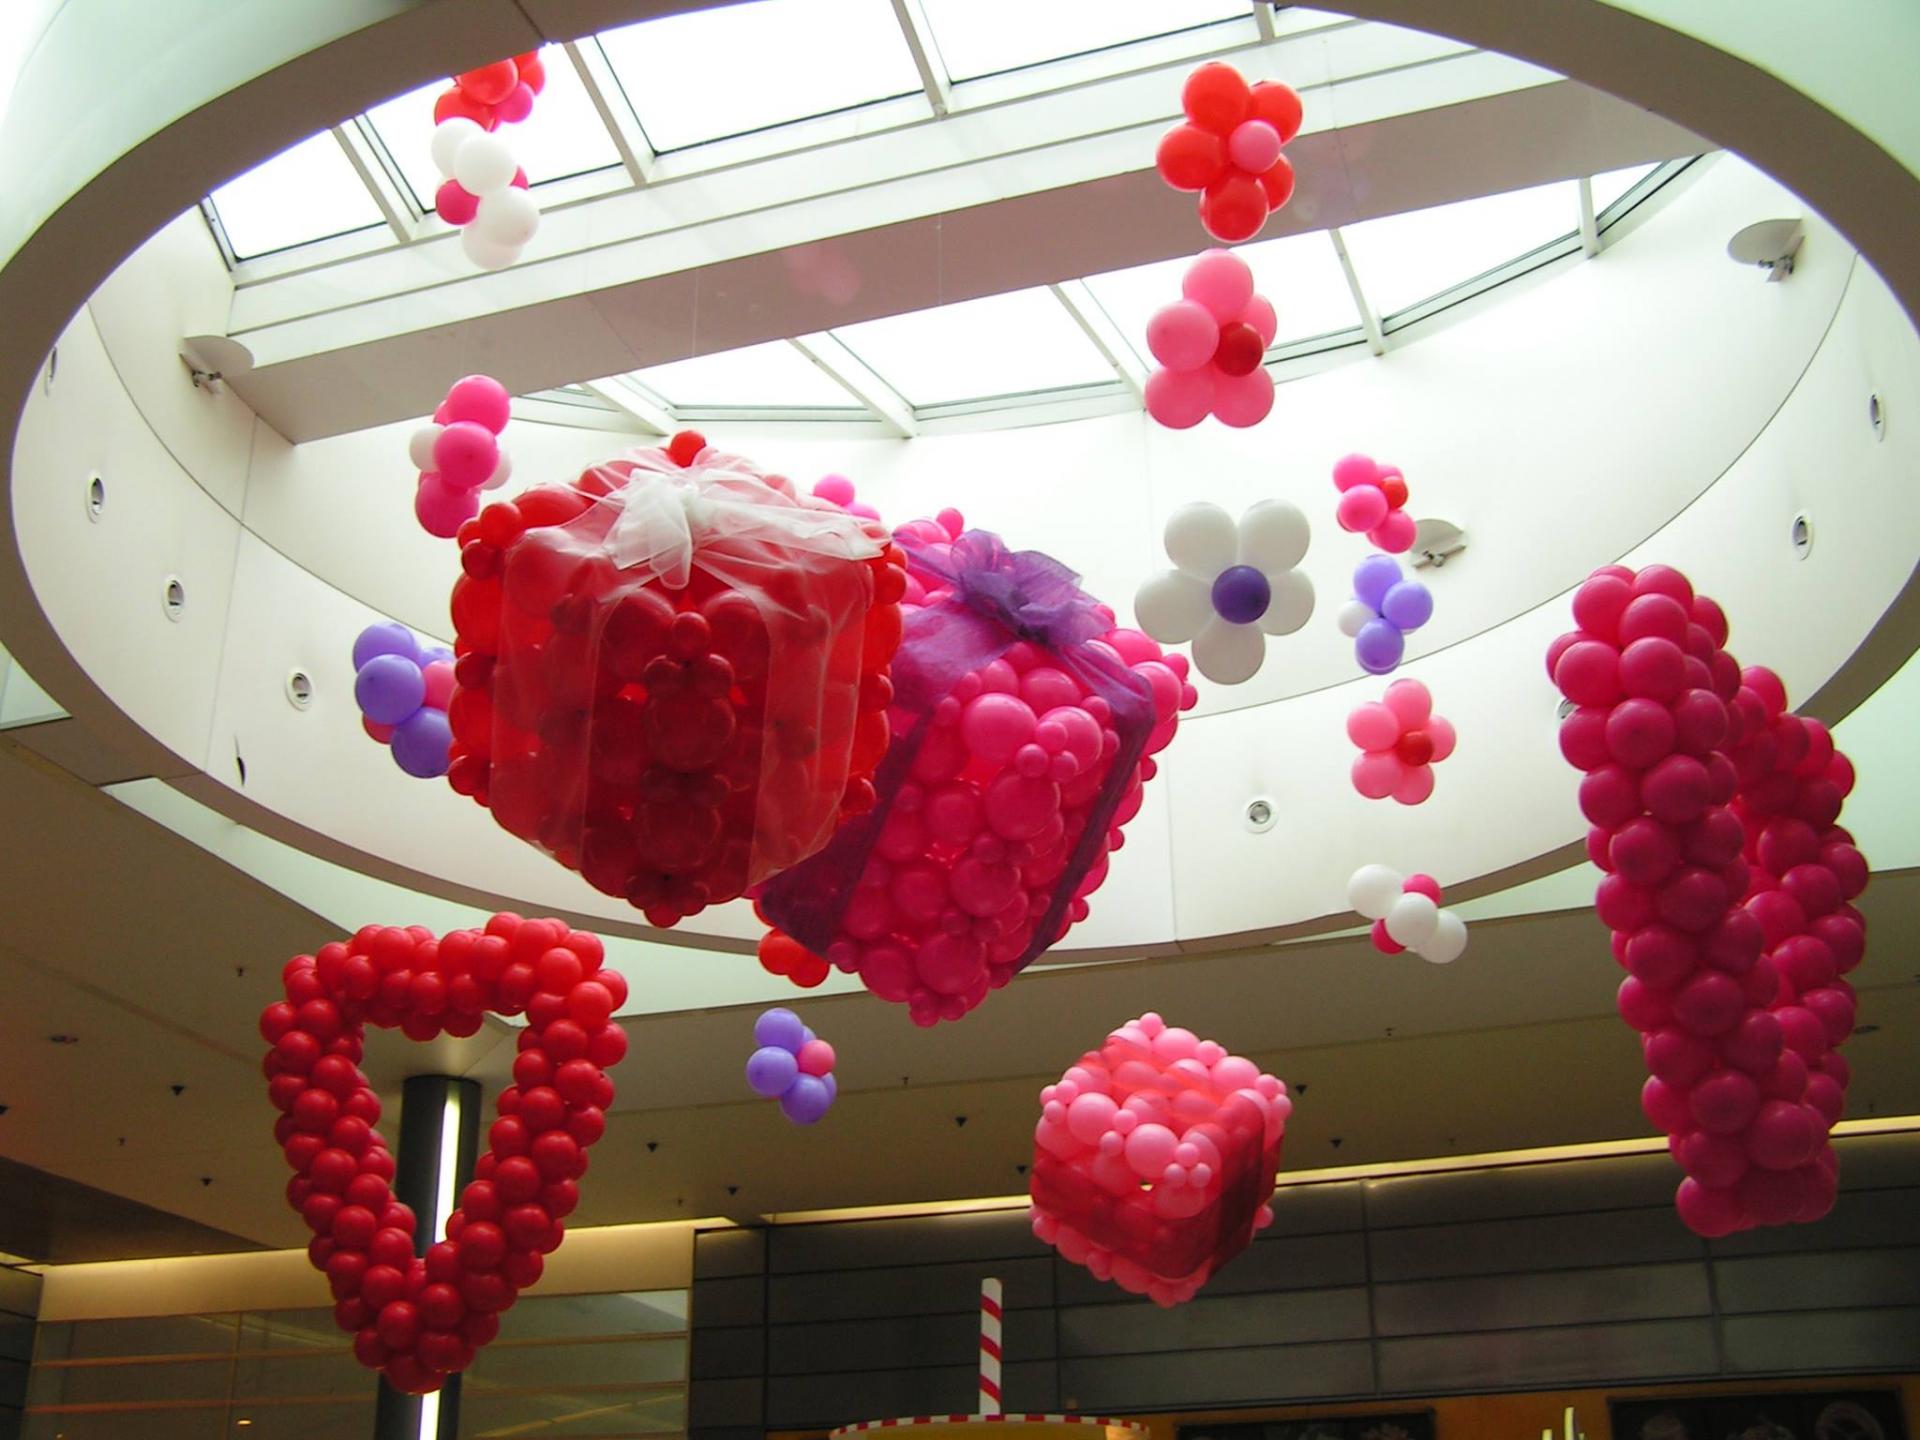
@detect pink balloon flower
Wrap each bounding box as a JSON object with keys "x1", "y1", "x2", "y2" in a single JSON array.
[
  {"x1": 1331, "y1": 452, "x2": 1416, "y2": 553},
  {"x1": 1347, "y1": 677, "x2": 1455, "y2": 804},
  {"x1": 1143, "y1": 249, "x2": 1277, "y2": 430}
]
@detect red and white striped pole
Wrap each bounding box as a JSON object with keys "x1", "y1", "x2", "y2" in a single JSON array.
[{"x1": 978, "y1": 1277, "x2": 1003, "y2": 1417}]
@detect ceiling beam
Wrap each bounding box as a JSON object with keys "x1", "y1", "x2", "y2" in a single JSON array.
[
  {"x1": 1048, "y1": 281, "x2": 1146, "y2": 398},
  {"x1": 1577, "y1": 174, "x2": 1601, "y2": 256},
  {"x1": 788, "y1": 335, "x2": 917, "y2": 437},
  {"x1": 563, "y1": 38, "x2": 656, "y2": 187},
  {"x1": 889, "y1": 0, "x2": 952, "y2": 119},
  {"x1": 1328, "y1": 225, "x2": 1387, "y2": 356},
  {"x1": 580, "y1": 376, "x2": 675, "y2": 434},
  {"x1": 330, "y1": 122, "x2": 420, "y2": 247}
]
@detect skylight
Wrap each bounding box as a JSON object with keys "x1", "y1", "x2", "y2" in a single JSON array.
[
  {"x1": 1339, "y1": 179, "x2": 1581, "y2": 318},
  {"x1": 919, "y1": 0, "x2": 1250, "y2": 82},
  {"x1": 597, "y1": 0, "x2": 927, "y2": 153},
  {"x1": 832, "y1": 288, "x2": 1121, "y2": 407},
  {"x1": 632, "y1": 341, "x2": 865, "y2": 410},
  {"x1": 1592, "y1": 161, "x2": 1661, "y2": 217},
  {"x1": 207, "y1": 133, "x2": 387, "y2": 259}
]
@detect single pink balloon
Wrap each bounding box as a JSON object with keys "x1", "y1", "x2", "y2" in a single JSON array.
[
  {"x1": 1391, "y1": 763, "x2": 1435, "y2": 805},
  {"x1": 1335, "y1": 486, "x2": 1388, "y2": 534},
  {"x1": 813, "y1": 473, "x2": 856, "y2": 506},
  {"x1": 1227, "y1": 118, "x2": 1283, "y2": 173},
  {"x1": 1181, "y1": 248, "x2": 1255, "y2": 324},
  {"x1": 415, "y1": 473, "x2": 479, "y2": 538},
  {"x1": 796, "y1": 1039, "x2": 836, "y2": 1077},
  {"x1": 433, "y1": 420, "x2": 500, "y2": 489},
  {"x1": 1352, "y1": 750, "x2": 1405, "y2": 799},
  {"x1": 1383, "y1": 678, "x2": 1432, "y2": 728},
  {"x1": 1145, "y1": 299, "x2": 1219, "y2": 371},
  {"x1": 1371, "y1": 509, "x2": 1417, "y2": 553},
  {"x1": 1424, "y1": 714, "x2": 1457, "y2": 761},
  {"x1": 495, "y1": 81, "x2": 536, "y2": 124},
  {"x1": 1241, "y1": 294, "x2": 1278, "y2": 346},
  {"x1": 1211, "y1": 366, "x2": 1274, "y2": 428},
  {"x1": 1145, "y1": 367, "x2": 1214, "y2": 429},
  {"x1": 442, "y1": 374, "x2": 512, "y2": 434},
  {"x1": 422, "y1": 659, "x2": 456, "y2": 710},
  {"x1": 1331, "y1": 453, "x2": 1379, "y2": 491},
  {"x1": 961, "y1": 692, "x2": 1038, "y2": 766},
  {"x1": 436, "y1": 179, "x2": 480, "y2": 226},
  {"x1": 1346, "y1": 702, "x2": 1399, "y2": 751}
]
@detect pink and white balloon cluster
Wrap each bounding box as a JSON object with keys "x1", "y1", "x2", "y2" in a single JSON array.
[
  {"x1": 409, "y1": 375, "x2": 514, "y2": 539},
  {"x1": 430, "y1": 69, "x2": 544, "y2": 272},
  {"x1": 1347, "y1": 864, "x2": 1469, "y2": 964},
  {"x1": 1143, "y1": 250, "x2": 1277, "y2": 430}
]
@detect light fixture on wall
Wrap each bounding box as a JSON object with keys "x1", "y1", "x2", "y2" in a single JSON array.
[
  {"x1": 1727, "y1": 217, "x2": 1803, "y2": 281},
  {"x1": 1408, "y1": 517, "x2": 1467, "y2": 569},
  {"x1": 178, "y1": 334, "x2": 253, "y2": 392}
]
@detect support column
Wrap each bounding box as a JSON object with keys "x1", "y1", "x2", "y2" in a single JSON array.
[{"x1": 373, "y1": 1075, "x2": 481, "y2": 1440}]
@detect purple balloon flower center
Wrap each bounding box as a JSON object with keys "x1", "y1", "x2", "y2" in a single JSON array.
[{"x1": 1211, "y1": 565, "x2": 1271, "y2": 625}]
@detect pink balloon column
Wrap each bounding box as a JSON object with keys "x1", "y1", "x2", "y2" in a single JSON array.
[
  {"x1": 409, "y1": 376, "x2": 514, "y2": 538},
  {"x1": 1153, "y1": 62, "x2": 1304, "y2": 243},
  {"x1": 1330, "y1": 453, "x2": 1415, "y2": 553},
  {"x1": 1031, "y1": 1012, "x2": 1290, "y2": 1306},
  {"x1": 755, "y1": 508, "x2": 1197, "y2": 1026},
  {"x1": 1347, "y1": 678, "x2": 1454, "y2": 804},
  {"x1": 1548, "y1": 563, "x2": 1869, "y2": 1235},
  {"x1": 431, "y1": 53, "x2": 547, "y2": 269},
  {"x1": 1143, "y1": 250, "x2": 1277, "y2": 430}
]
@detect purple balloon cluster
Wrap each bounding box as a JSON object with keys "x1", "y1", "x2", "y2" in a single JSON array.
[
  {"x1": 1337, "y1": 554, "x2": 1432, "y2": 675},
  {"x1": 353, "y1": 622, "x2": 456, "y2": 779},
  {"x1": 745, "y1": 1007, "x2": 837, "y2": 1126}
]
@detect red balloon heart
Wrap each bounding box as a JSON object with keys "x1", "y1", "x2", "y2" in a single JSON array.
[{"x1": 260, "y1": 914, "x2": 628, "y2": 1395}]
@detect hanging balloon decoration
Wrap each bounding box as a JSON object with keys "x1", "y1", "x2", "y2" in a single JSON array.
[
  {"x1": 744, "y1": 1007, "x2": 838, "y2": 1125},
  {"x1": 811, "y1": 474, "x2": 880, "y2": 521},
  {"x1": 1030, "y1": 1012, "x2": 1290, "y2": 1306},
  {"x1": 1338, "y1": 553, "x2": 1432, "y2": 675},
  {"x1": 1330, "y1": 453, "x2": 1416, "y2": 553},
  {"x1": 260, "y1": 915, "x2": 627, "y2": 1394},
  {"x1": 1347, "y1": 864, "x2": 1469, "y2": 963},
  {"x1": 1347, "y1": 678, "x2": 1453, "y2": 804},
  {"x1": 410, "y1": 375, "x2": 515, "y2": 539},
  {"x1": 442, "y1": 432, "x2": 906, "y2": 928},
  {"x1": 754, "y1": 508, "x2": 1195, "y2": 1026},
  {"x1": 1548, "y1": 563, "x2": 1868, "y2": 1236},
  {"x1": 431, "y1": 51, "x2": 548, "y2": 270},
  {"x1": 1143, "y1": 249, "x2": 1277, "y2": 430},
  {"x1": 352, "y1": 622, "x2": 456, "y2": 778},
  {"x1": 1155, "y1": 62, "x2": 1304, "y2": 243},
  {"x1": 1133, "y1": 499, "x2": 1313, "y2": 684}
]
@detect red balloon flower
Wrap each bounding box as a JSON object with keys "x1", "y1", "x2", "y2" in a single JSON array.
[{"x1": 1155, "y1": 62, "x2": 1303, "y2": 243}]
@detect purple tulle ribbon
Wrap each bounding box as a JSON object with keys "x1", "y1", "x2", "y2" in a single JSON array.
[{"x1": 758, "y1": 528, "x2": 1153, "y2": 981}]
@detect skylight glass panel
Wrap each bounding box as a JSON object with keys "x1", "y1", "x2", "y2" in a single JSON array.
[
  {"x1": 1591, "y1": 161, "x2": 1661, "y2": 217},
  {"x1": 365, "y1": 55, "x2": 623, "y2": 210},
  {"x1": 920, "y1": 0, "x2": 1249, "y2": 81},
  {"x1": 208, "y1": 133, "x2": 386, "y2": 259},
  {"x1": 597, "y1": 0, "x2": 924, "y2": 153},
  {"x1": 1340, "y1": 180, "x2": 1580, "y2": 318},
  {"x1": 832, "y1": 288, "x2": 1118, "y2": 406},
  {"x1": 1085, "y1": 229, "x2": 1363, "y2": 367},
  {"x1": 632, "y1": 341, "x2": 862, "y2": 409}
]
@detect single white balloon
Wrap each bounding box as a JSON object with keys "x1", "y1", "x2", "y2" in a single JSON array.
[
  {"x1": 460, "y1": 225, "x2": 520, "y2": 271},
  {"x1": 430, "y1": 118, "x2": 483, "y2": 178},
  {"x1": 1164, "y1": 501, "x2": 1238, "y2": 579},
  {"x1": 1258, "y1": 568, "x2": 1314, "y2": 636},
  {"x1": 1132, "y1": 569, "x2": 1212, "y2": 644},
  {"x1": 1346, "y1": 864, "x2": 1403, "y2": 920},
  {"x1": 482, "y1": 449, "x2": 514, "y2": 491},
  {"x1": 1337, "y1": 599, "x2": 1375, "y2": 638},
  {"x1": 475, "y1": 187, "x2": 540, "y2": 247},
  {"x1": 1190, "y1": 614, "x2": 1265, "y2": 685},
  {"x1": 408, "y1": 424, "x2": 444, "y2": 473},
  {"x1": 1237, "y1": 497, "x2": 1310, "y2": 573},
  {"x1": 453, "y1": 132, "x2": 518, "y2": 197},
  {"x1": 1384, "y1": 892, "x2": 1440, "y2": 948},
  {"x1": 1420, "y1": 909, "x2": 1468, "y2": 964}
]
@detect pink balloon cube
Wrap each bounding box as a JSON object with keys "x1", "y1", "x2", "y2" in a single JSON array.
[{"x1": 1030, "y1": 1012, "x2": 1289, "y2": 1306}]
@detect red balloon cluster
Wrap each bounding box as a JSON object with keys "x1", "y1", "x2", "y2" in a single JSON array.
[
  {"x1": 443, "y1": 432, "x2": 905, "y2": 928},
  {"x1": 1548, "y1": 564, "x2": 1869, "y2": 1235},
  {"x1": 434, "y1": 52, "x2": 546, "y2": 131},
  {"x1": 259, "y1": 915, "x2": 626, "y2": 1395},
  {"x1": 1155, "y1": 62, "x2": 1303, "y2": 243}
]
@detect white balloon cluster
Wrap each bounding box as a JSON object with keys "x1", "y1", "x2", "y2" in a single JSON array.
[
  {"x1": 1347, "y1": 863, "x2": 1470, "y2": 964},
  {"x1": 1133, "y1": 498, "x2": 1314, "y2": 685},
  {"x1": 431, "y1": 118, "x2": 541, "y2": 271}
]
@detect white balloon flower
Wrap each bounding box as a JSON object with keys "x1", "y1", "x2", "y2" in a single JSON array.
[{"x1": 1132, "y1": 499, "x2": 1314, "y2": 685}]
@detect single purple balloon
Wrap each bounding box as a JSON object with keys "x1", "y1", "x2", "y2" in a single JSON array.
[
  {"x1": 1210, "y1": 564, "x2": 1271, "y2": 625},
  {"x1": 780, "y1": 1073, "x2": 834, "y2": 1125},
  {"x1": 352, "y1": 620, "x2": 420, "y2": 673},
  {"x1": 746, "y1": 1045, "x2": 800, "y2": 1098},
  {"x1": 390, "y1": 706, "x2": 452, "y2": 778},
  {"x1": 1355, "y1": 618, "x2": 1406, "y2": 674},
  {"x1": 355, "y1": 653, "x2": 425, "y2": 725},
  {"x1": 1380, "y1": 578, "x2": 1433, "y2": 631},
  {"x1": 1352, "y1": 553, "x2": 1403, "y2": 611},
  {"x1": 754, "y1": 1007, "x2": 807, "y2": 1052}
]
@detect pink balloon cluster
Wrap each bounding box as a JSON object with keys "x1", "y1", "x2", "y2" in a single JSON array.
[
  {"x1": 1031, "y1": 1012, "x2": 1289, "y2": 1307},
  {"x1": 1330, "y1": 453, "x2": 1415, "y2": 553},
  {"x1": 1143, "y1": 250, "x2": 1277, "y2": 430},
  {"x1": 410, "y1": 376, "x2": 514, "y2": 539},
  {"x1": 1548, "y1": 563, "x2": 1869, "y2": 1236},
  {"x1": 1347, "y1": 678, "x2": 1455, "y2": 804},
  {"x1": 811, "y1": 474, "x2": 881, "y2": 522}
]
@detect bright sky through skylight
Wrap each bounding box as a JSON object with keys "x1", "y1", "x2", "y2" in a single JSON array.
[
  {"x1": 208, "y1": 133, "x2": 386, "y2": 259},
  {"x1": 598, "y1": 0, "x2": 926, "y2": 153},
  {"x1": 1340, "y1": 179, "x2": 1581, "y2": 318},
  {"x1": 1591, "y1": 162, "x2": 1660, "y2": 217},
  {"x1": 919, "y1": 0, "x2": 1249, "y2": 81},
  {"x1": 634, "y1": 341, "x2": 864, "y2": 409}
]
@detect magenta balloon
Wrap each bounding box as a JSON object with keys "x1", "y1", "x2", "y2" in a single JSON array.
[
  {"x1": 1772, "y1": 934, "x2": 1836, "y2": 992},
  {"x1": 1351, "y1": 751, "x2": 1403, "y2": 799},
  {"x1": 1594, "y1": 874, "x2": 1655, "y2": 932},
  {"x1": 915, "y1": 931, "x2": 986, "y2": 995},
  {"x1": 1346, "y1": 701, "x2": 1399, "y2": 752},
  {"x1": 1577, "y1": 765, "x2": 1641, "y2": 830},
  {"x1": 1703, "y1": 907, "x2": 1764, "y2": 973},
  {"x1": 1810, "y1": 911, "x2": 1865, "y2": 972},
  {"x1": 1676, "y1": 1130, "x2": 1749, "y2": 1188},
  {"x1": 1571, "y1": 574, "x2": 1633, "y2": 643},
  {"x1": 1737, "y1": 1165, "x2": 1805, "y2": 1227},
  {"x1": 1745, "y1": 889, "x2": 1807, "y2": 948},
  {"x1": 1779, "y1": 862, "x2": 1842, "y2": 918},
  {"x1": 1371, "y1": 510, "x2": 1417, "y2": 553},
  {"x1": 1618, "y1": 593, "x2": 1689, "y2": 646},
  {"x1": 1553, "y1": 640, "x2": 1623, "y2": 707},
  {"x1": 1773, "y1": 1004, "x2": 1828, "y2": 1059},
  {"x1": 415, "y1": 473, "x2": 479, "y2": 538},
  {"x1": 1746, "y1": 1100, "x2": 1819, "y2": 1170},
  {"x1": 1688, "y1": 1068, "x2": 1760, "y2": 1134},
  {"x1": 1802, "y1": 985, "x2": 1855, "y2": 1044},
  {"x1": 436, "y1": 179, "x2": 480, "y2": 226},
  {"x1": 1145, "y1": 299, "x2": 1219, "y2": 371},
  {"x1": 961, "y1": 692, "x2": 1038, "y2": 766},
  {"x1": 443, "y1": 374, "x2": 512, "y2": 433},
  {"x1": 1671, "y1": 970, "x2": 1744, "y2": 1036},
  {"x1": 1586, "y1": 825, "x2": 1614, "y2": 872},
  {"x1": 1755, "y1": 818, "x2": 1819, "y2": 874},
  {"x1": 1682, "y1": 808, "x2": 1745, "y2": 868},
  {"x1": 1674, "y1": 1177, "x2": 1745, "y2": 1237},
  {"x1": 1331, "y1": 453, "x2": 1379, "y2": 491},
  {"x1": 1604, "y1": 697, "x2": 1677, "y2": 769},
  {"x1": 1557, "y1": 707, "x2": 1611, "y2": 770},
  {"x1": 1623, "y1": 923, "x2": 1697, "y2": 988},
  {"x1": 1640, "y1": 754, "x2": 1711, "y2": 824},
  {"x1": 1645, "y1": 1026, "x2": 1714, "y2": 1087},
  {"x1": 1655, "y1": 866, "x2": 1730, "y2": 934},
  {"x1": 1144, "y1": 366, "x2": 1214, "y2": 428},
  {"x1": 1760, "y1": 1048, "x2": 1810, "y2": 1101},
  {"x1": 1545, "y1": 630, "x2": 1580, "y2": 681},
  {"x1": 432, "y1": 420, "x2": 500, "y2": 489},
  {"x1": 1181, "y1": 248, "x2": 1255, "y2": 323},
  {"x1": 1212, "y1": 366, "x2": 1274, "y2": 428},
  {"x1": 1617, "y1": 976, "x2": 1673, "y2": 1032},
  {"x1": 1719, "y1": 1009, "x2": 1784, "y2": 1074},
  {"x1": 1618, "y1": 637, "x2": 1687, "y2": 702},
  {"x1": 1335, "y1": 486, "x2": 1388, "y2": 534},
  {"x1": 1803, "y1": 1072, "x2": 1845, "y2": 1124},
  {"x1": 1610, "y1": 816, "x2": 1681, "y2": 886},
  {"x1": 1641, "y1": 1076, "x2": 1691, "y2": 1133}
]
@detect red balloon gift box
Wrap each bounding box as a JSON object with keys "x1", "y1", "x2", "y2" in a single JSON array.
[{"x1": 444, "y1": 436, "x2": 905, "y2": 927}]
